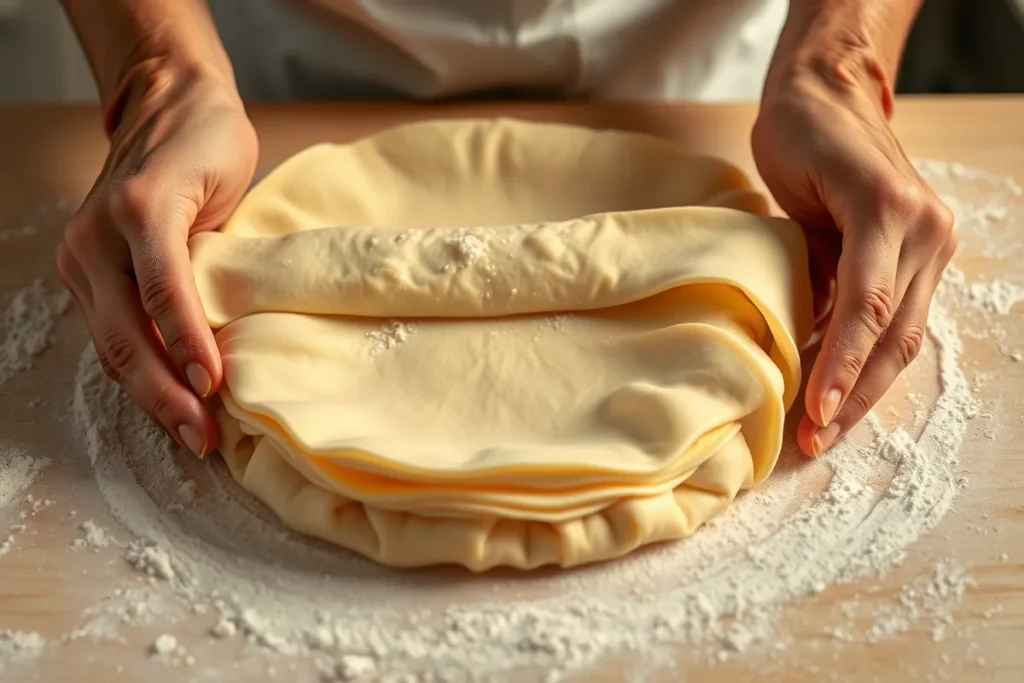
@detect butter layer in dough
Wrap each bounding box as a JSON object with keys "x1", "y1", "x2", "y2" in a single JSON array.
[{"x1": 191, "y1": 118, "x2": 813, "y2": 571}]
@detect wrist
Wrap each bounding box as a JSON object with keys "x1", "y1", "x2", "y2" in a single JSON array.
[
  {"x1": 104, "y1": 57, "x2": 242, "y2": 138},
  {"x1": 763, "y1": 40, "x2": 893, "y2": 122},
  {"x1": 763, "y1": 0, "x2": 919, "y2": 119},
  {"x1": 60, "y1": 0, "x2": 237, "y2": 125}
]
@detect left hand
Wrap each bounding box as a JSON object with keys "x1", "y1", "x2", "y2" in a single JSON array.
[{"x1": 751, "y1": 54, "x2": 957, "y2": 458}]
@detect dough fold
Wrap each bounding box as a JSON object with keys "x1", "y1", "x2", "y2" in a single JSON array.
[{"x1": 193, "y1": 118, "x2": 813, "y2": 571}]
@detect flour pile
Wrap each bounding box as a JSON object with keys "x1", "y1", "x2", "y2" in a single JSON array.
[
  {"x1": 0, "y1": 200, "x2": 75, "y2": 387},
  {"x1": 0, "y1": 279, "x2": 71, "y2": 386},
  {"x1": 1, "y1": 160, "x2": 1020, "y2": 681}
]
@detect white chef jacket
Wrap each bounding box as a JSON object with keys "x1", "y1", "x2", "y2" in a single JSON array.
[{"x1": 207, "y1": 0, "x2": 789, "y2": 101}]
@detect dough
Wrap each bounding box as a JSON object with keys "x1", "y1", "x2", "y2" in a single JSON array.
[{"x1": 190, "y1": 118, "x2": 813, "y2": 571}]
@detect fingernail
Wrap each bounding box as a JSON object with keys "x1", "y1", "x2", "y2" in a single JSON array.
[
  {"x1": 820, "y1": 388, "x2": 843, "y2": 426},
  {"x1": 186, "y1": 363, "x2": 212, "y2": 398},
  {"x1": 178, "y1": 424, "x2": 206, "y2": 458},
  {"x1": 812, "y1": 423, "x2": 841, "y2": 457}
]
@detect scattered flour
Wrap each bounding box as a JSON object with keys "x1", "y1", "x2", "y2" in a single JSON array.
[
  {"x1": 2, "y1": 162, "x2": 1019, "y2": 679},
  {"x1": 0, "y1": 279, "x2": 63, "y2": 386},
  {"x1": 125, "y1": 541, "x2": 177, "y2": 581},
  {"x1": 0, "y1": 630, "x2": 45, "y2": 671},
  {"x1": 0, "y1": 198, "x2": 76, "y2": 387},
  {"x1": 332, "y1": 654, "x2": 379, "y2": 681},
  {"x1": 0, "y1": 224, "x2": 40, "y2": 242},
  {"x1": 211, "y1": 618, "x2": 237, "y2": 639},
  {"x1": 66, "y1": 239, "x2": 980, "y2": 681},
  {"x1": 149, "y1": 632, "x2": 195, "y2": 666},
  {"x1": 941, "y1": 266, "x2": 1024, "y2": 316},
  {"x1": 367, "y1": 321, "x2": 417, "y2": 356},
  {"x1": 0, "y1": 447, "x2": 49, "y2": 509},
  {"x1": 151, "y1": 633, "x2": 177, "y2": 656},
  {"x1": 864, "y1": 561, "x2": 970, "y2": 643},
  {"x1": 71, "y1": 519, "x2": 113, "y2": 550}
]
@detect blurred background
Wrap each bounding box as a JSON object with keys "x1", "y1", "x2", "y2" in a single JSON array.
[{"x1": 1, "y1": 0, "x2": 1023, "y2": 102}]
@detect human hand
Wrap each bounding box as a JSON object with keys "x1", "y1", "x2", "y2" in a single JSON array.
[
  {"x1": 58, "y1": 61, "x2": 258, "y2": 457},
  {"x1": 751, "y1": 51, "x2": 957, "y2": 458}
]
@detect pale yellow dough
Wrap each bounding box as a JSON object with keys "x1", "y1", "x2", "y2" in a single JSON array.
[{"x1": 190, "y1": 118, "x2": 813, "y2": 571}]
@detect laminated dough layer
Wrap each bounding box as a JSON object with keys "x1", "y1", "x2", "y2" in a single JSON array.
[{"x1": 190, "y1": 118, "x2": 813, "y2": 571}]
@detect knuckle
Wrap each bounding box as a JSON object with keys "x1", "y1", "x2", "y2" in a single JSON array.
[
  {"x1": 97, "y1": 351, "x2": 120, "y2": 383},
  {"x1": 62, "y1": 213, "x2": 96, "y2": 259},
  {"x1": 163, "y1": 334, "x2": 192, "y2": 362},
  {"x1": 138, "y1": 273, "x2": 183, "y2": 321},
  {"x1": 894, "y1": 323, "x2": 926, "y2": 369},
  {"x1": 832, "y1": 350, "x2": 867, "y2": 387},
  {"x1": 858, "y1": 285, "x2": 896, "y2": 336},
  {"x1": 150, "y1": 383, "x2": 173, "y2": 420},
  {"x1": 870, "y1": 177, "x2": 923, "y2": 219},
  {"x1": 110, "y1": 178, "x2": 155, "y2": 229},
  {"x1": 917, "y1": 199, "x2": 955, "y2": 244},
  {"x1": 95, "y1": 352, "x2": 126, "y2": 389},
  {"x1": 842, "y1": 390, "x2": 874, "y2": 420},
  {"x1": 102, "y1": 329, "x2": 138, "y2": 376}
]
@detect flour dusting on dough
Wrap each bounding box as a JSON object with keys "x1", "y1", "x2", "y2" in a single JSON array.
[
  {"x1": 448, "y1": 232, "x2": 486, "y2": 266},
  {"x1": 367, "y1": 321, "x2": 417, "y2": 356}
]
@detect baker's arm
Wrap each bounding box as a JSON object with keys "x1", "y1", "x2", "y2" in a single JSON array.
[
  {"x1": 767, "y1": 0, "x2": 922, "y2": 117},
  {"x1": 59, "y1": 0, "x2": 236, "y2": 134},
  {"x1": 752, "y1": 0, "x2": 956, "y2": 457}
]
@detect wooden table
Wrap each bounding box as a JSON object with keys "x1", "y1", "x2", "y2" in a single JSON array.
[{"x1": 1, "y1": 98, "x2": 1023, "y2": 682}]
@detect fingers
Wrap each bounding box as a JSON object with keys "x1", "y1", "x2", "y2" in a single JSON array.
[
  {"x1": 801, "y1": 179, "x2": 956, "y2": 457},
  {"x1": 91, "y1": 270, "x2": 219, "y2": 457},
  {"x1": 822, "y1": 275, "x2": 932, "y2": 444},
  {"x1": 61, "y1": 200, "x2": 220, "y2": 458},
  {"x1": 799, "y1": 274, "x2": 933, "y2": 456},
  {"x1": 804, "y1": 230, "x2": 906, "y2": 430},
  {"x1": 117, "y1": 179, "x2": 223, "y2": 399}
]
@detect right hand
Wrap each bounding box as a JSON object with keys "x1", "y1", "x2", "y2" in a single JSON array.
[{"x1": 58, "y1": 61, "x2": 258, "y2": 457}]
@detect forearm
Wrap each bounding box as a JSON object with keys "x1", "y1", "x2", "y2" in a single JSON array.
[
  {"x1": 59, "y1": 0, "x2": 234, "y2": 106},
  {"x1": 765, "y1": 0, "x2": 923, "y2": 115}
]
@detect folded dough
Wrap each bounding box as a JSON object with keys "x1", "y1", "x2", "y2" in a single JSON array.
[{"x1": 191, "y1": 118, "x2": 813, "y2": 571}]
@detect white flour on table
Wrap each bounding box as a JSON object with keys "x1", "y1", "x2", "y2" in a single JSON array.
[
  {"x1": 65, "y1": 294, "x2": 977, "y2": 681},
  {"x1": 0, "y1": 279, "x2": 70, "y2": 386},
  {"x1": 0, "y1": 447, "x2": 49, "y2": 510},
  {"x1": 0, "y1": 199, "x2": 75, "y2": 387},
  {"x1": 0, "y1": 448, "x2": 50, "y2": 560},
  {"x1": 0, "y1": 631, "x2": 46, "y2": 673},
  {"x1": 1, "y1": 162, "x2": 1021, "y2": 679}
]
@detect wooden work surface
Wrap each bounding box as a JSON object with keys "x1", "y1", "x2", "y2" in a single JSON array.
[{"x1": 0, "y1": 98, "x2": 1022, "y2": 682}]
